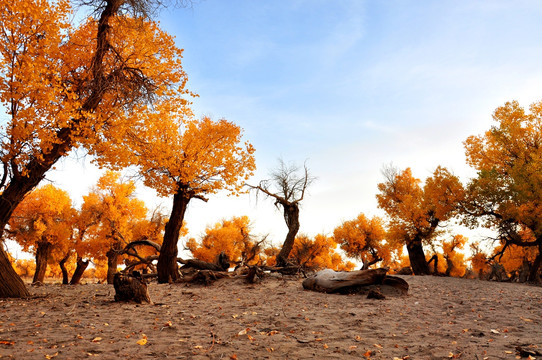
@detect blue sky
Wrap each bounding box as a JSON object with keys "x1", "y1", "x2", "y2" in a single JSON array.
[{"x1": 46, "y1": 0, "x2": 542, "y2": 251}]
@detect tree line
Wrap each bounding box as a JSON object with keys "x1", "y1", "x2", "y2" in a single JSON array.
[{"x1": 1, "y1": 0, "x2": 541, "y2": 298}]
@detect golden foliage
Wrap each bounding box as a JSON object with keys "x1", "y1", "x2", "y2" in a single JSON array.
[
  {"x1": 77, "y1": 171, "x2": 148, "y2": 265},
  {"x1": 333, "y1": 213, "x2": 396, "y2": 269},
  {"x1": 0, "y1": 0, "x2": 192, "y2": 175},
  {"x1": 289, "y1": 234, "x2": 355, "y2": 271},
  {"x1": 8, "y1": 184, "x2": 75, "y2": 263},
  {"x1": 186, "y1": 216, "x2": 261, "y2": 266},
  {"x1": 464, "y1": 101, "x2": 542, "y2": 270},
  {"x1": 377, "y1": 166, "x2": 464, "y2": 248},
  {"x1": 130, "y1": 115, "x2": 256, "y2": 199}
]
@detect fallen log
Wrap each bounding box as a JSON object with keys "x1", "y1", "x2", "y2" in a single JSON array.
[
  {"x1": 302, "y1": 268, "x2": 408, "y2": 295},
  {"x1": 113, "y1": 272, "x2": 152, "y2": 304},
  {"x1": 179, "y1": 252, "x2": 230, "y2": 272}
]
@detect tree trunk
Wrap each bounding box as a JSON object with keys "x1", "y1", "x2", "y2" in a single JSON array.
[
  {"x1": 445, "y1": 257, "x2": 454, "y2": 277},
  {"x1": 361, "y1": 257, "x2": 382, "y2": 270},
  {"x1": 33, "y1": 240, "x2": 52, "y2": 284},
  {"x1": 0, "y1": 246, "x2": 29, "y2": 298},
  {"x1": 157, "y1": 191, "x2": 190, "y2": 283},
  {"x1": 527, "y1": 244, "x2": 542, "y2": 283},
  {"x1": 70, "y1": 257, "x2": 89, "y2": 285},
  {"x1": 406, "y1": 240, "x2": 430, "y2": 275},
  {"x1": 59, "y1": 251, "x2": 71, "y2": 285},
  {"x1": 106, "y1": 248, "x2": 120, "y2": 284},
  {"x1": 276, "y1": 203, "x2": 300, "y2": 267}
]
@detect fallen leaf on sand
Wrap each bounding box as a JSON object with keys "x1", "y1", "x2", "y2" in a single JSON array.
[
  {"x1": 490, "y1": 329, "x2": 500, "y2": 334},
  {"x1": 136, "y1": 334, "x2": 148, "y2": 346},
  {"x1": 91, "y1": 337, "x2": 102, "y2": 343},
  {"x1": 44, "y1": 352, "x2": 58, "y2": 359},
  {"x1": 238, "y1": 328, "x2": 249, "y2": 336}
]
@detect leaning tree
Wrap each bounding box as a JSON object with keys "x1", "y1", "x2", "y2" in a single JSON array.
[
  {"x1": 247, "y1": 159, "x2": 314, "y2": 267},
  {"x1": 0, "y1": 0, "x2": 192, "y2": 297}
]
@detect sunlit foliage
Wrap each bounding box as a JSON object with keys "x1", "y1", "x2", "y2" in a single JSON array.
[
  {"x1": 463, "y1": 100, "x2": 542, "y2": 282},
  {"x1": 7, "y1": 184, "x2": 75, "y2": 283},
  {"x1": 332, "y1": 213, "x2": 396, "y2": 269},
  {"x1": 288, "y1": 234, "x2": 355, "y2": 271},
  {"x1": 186, "y1": 216, "x2": 263, "y2": 267},
  {"x1": 377, "y1": 166, "x2": 464, "y2": 275}
]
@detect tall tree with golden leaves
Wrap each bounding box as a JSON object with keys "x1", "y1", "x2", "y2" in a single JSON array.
[
  {"x1": 0, "y1": 0, "x2": 191, "y2": 297},
  {"x1": 463, "y1": 101, "x2": 542, "y2": 282},
  {"x1": 7, "y1": 184, "x2": 75, "y2": 283},
  {"x1": 376, "y1": 166, "x2": 464, "y2": 275},
  {"x1": 128, "y1": 116, "x2": 255, "y2": 283}
]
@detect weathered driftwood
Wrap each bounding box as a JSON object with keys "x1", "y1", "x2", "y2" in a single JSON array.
[
  {"x1": 302, "y1": 268, "x2": 408, "y2": 295},
  {"x1": 113, "y1": 272, "x2": 152, "y2": 304},
  {"x1": 179, "y1": 252, "x2": 230, "y2": 272}
]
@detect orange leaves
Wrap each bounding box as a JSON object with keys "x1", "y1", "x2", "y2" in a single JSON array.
[
  {"x1": 377, "y1": 166, "x2": 463, "y2": 252},
  {"x1": 132, "y1": 116, "x2": 255, "y2": 200},
  {"x1": 136, "y1": 334, "x2": 148, "y2": 346},
  {"x1": 463, "y1": 100, "x2": 542, "y2": 275},
  {"x1": 333, "y1": 213, "x2": 393, "y2": 268},
  {"x1": 78, "y1": 171, "x2": 149, "y2": 263},
  {"x1": 187, "y1": 216, "x2": 258, "y2": 266},
  {"x1": 287, "y1": 234, "x2": 353, "y2": 271},
  {"x1": 8, "y1": 184, "x2": 75, "y2": 262}
]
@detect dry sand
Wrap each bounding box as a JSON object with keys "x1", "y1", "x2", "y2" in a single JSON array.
[{"x1": 0, "y1": 274, "x2": 541, "y2": 359}]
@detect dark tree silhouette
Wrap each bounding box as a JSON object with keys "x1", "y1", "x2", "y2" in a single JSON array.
[{"x1": 247, "y1": 159, "x2": 314, "y2": 267}]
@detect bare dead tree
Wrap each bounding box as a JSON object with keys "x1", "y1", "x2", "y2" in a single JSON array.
[{"x1": 247, "y1": 159, "x2": 314, "y2": 267}]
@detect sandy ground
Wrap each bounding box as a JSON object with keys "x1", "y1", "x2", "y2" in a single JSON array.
[{"x1": 0, "y1": 274, "x2": 541, "y2": 359}]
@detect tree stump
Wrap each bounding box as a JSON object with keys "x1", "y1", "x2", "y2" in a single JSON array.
[{"x1": 113, "y1": 272, "x2": 152, "y2": 304}]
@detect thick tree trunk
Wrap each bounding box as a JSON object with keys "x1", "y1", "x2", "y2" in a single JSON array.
[
  {"x1": 59, "y1": 252, "x2": 71, "y2": 285},
  {"x1": 0, "y1": 176, "x2": 43, "y2": 297},
  {"x1": 527, "y1": 244, "x2": 542, "y2": 283},
  {"x1": 33, "y1": 240, "x2": 52, "y2": 284},
  {"x1": 445, "y1": 257, "x2": 454, "y2": 277},
  {"x1": 106, "y1": 248, "x2": 120, "y2": 284},
  {"x1": 0, "y1": 246, "x2": 29, "y2": 298},
  {"x1": 157, "y1": 191, "x2": 190, "y2": 283},
  {"x1": 70, "y1": 257, "x2": 89, "y2": 285},
  {"x1": 276, "y1": 204, "x2": 300, "y2": 267},
  {"x1": 406, "y1": 240, "x2": 430, "y2": 275}
]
